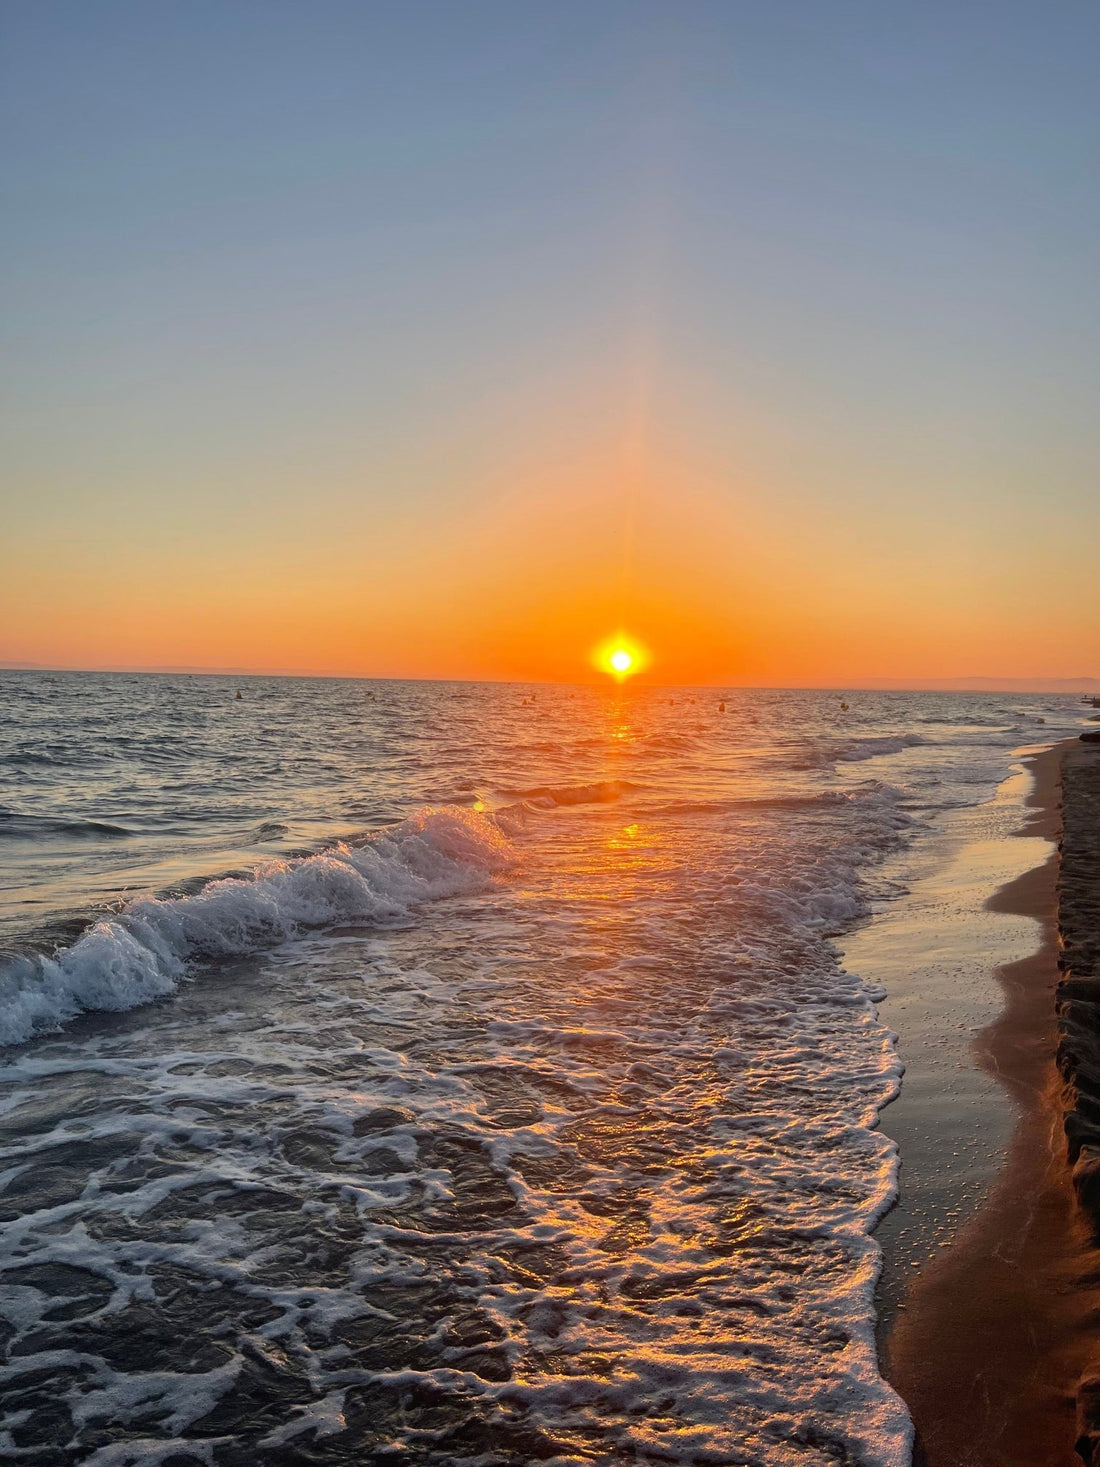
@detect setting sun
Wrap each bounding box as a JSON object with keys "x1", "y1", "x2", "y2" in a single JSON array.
[{"x1": 594, "y1": 635, "x2": 649, "y2": 681}]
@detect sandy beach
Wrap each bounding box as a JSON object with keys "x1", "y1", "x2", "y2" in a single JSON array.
[{"x1": 866, "y1": 743, "x2": 1100, "y2": 1465}]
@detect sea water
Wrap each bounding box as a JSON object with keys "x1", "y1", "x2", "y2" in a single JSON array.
[{"x1": 0, "y1": 674, "x2": 1086, "y2": 1465}]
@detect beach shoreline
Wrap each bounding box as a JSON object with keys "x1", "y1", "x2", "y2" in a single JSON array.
[{"x1": 874, "y1": 742, "x2": 1100, "y2": 1465}]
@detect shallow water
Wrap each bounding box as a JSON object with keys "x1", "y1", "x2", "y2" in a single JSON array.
[
  {"x1": 0, "y1": 674, "x2": 1087, "y2": 1465},
  {"x1": 843, "y1": 756, "x2": 1056, "y2": 1341}
]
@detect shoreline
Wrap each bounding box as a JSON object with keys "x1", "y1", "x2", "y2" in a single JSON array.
[{"x1": 879, "y1": 743, "x2": 1100, "y2": 1465}]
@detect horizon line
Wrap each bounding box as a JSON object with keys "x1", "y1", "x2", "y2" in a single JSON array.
[{"x1": 2, "y1": 662, "x2": 1098, "y2": 694}]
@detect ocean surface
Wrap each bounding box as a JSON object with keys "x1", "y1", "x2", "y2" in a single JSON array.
[{"x1": 0, "y1": 672, "x2": 1088, "y2": 1466}]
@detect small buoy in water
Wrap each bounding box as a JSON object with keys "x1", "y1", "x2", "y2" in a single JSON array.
[
  {"x1": 235, "y1": 690, "x2": 242, "y2": 700},
  {"x1": 718, "y1": 701, "x2": 726, "y2": 713}
]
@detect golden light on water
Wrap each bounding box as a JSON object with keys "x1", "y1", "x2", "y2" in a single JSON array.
[{"x1": 593, "y1": 635, "x2": 649, "y2": 681}]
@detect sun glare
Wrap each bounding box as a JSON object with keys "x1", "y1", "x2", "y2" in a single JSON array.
[{"x1": 594, "y1": 635, "x2": 649, "y2": 681}]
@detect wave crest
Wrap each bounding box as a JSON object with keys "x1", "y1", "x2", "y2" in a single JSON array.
[
  {"x1": 502, "y1": 779, "x2": 640, "y2": 809},
  {"x1": 0, "y1": 808, "x2": 513, "y2": 1048}
]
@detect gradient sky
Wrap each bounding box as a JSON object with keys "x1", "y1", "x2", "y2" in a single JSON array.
[{"x1": 2, "y1": 1, "x2": 1098, "y2": 685}]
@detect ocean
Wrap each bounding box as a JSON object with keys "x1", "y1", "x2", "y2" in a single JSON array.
[{"x1": 0, "y1": 672, "x2": 1087, "y2": 1466}]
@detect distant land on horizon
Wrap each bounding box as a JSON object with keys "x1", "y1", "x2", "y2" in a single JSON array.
[{"x1": 2, "y1": 663, "x2": 1098, "y2": 694}]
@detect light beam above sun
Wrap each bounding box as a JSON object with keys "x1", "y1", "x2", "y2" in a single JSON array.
[{"x1": 593, "y1": 634, "x2": 650, "y2": 682}]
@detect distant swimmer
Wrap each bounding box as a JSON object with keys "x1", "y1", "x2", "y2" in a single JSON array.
[
  {"x1": 840, "y1": 702, "x2": 849, "y2": 712},
  {"x1": 718, "y1": 702, "x2": 726, "y2": 713},
  {"x1": 235, "y1": 690, "x2": 242, "y2": 700}
]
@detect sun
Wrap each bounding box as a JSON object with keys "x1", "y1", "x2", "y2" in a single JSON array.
[{"x1": 593, "y1": 634, "x2": 649, "y2": 681}]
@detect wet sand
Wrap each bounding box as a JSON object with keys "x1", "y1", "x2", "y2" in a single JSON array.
[{"x1": 875, "y1": 745, "x2": 1100, "y2": 1466}]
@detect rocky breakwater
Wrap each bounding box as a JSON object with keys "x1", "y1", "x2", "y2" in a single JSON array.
[{"x1": 1054, "y1": 734, "x2": 1100, "y2": 1464}]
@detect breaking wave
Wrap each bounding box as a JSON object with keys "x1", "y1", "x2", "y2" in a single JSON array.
[{"x1": 0, "y1": 808, "x2": 512, "y2": 1048}]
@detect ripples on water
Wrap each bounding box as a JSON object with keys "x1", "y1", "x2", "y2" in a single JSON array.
[{"x1": 0, "y1": 673, "x2": 1085, "y2": 1465}]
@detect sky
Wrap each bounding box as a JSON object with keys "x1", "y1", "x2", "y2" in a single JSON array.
[{"x1": 2, "y1": 0, "x2": 1098, "y2": 686}]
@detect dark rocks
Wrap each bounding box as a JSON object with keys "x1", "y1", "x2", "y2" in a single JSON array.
[
  {"x1": 1078, "y1": 1375, "x2": 1100, "y2": 1465},
  {"x1": 1065, "y1": 1111, "x2": 1100, "y2": 1167},
  {"x1": 1082, "y1": 730, "x2": 1100, "y2": 743},
  {"x1": 1062, "y1": 979, "x2": 1100, "y2": 1005},
  {"x1": 1072, "y1": 1149, "x2": 1100, "y2": 1218},
  {"x1": 1059, "y1": 745, "x2": 1100, "y2": 991},
  {"x1": 1056, "y1": 744, "x2": 1100, "y2": 1462}
]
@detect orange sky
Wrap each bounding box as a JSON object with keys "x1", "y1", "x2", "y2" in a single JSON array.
[
  {"x1": 4, "y1": 430, "x2": 1097, "y2": 686},
  {"x1": 3, "y1": 6, "x2": 1099, "y2": 688}
]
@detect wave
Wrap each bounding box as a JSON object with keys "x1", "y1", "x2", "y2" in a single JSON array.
[
  {"x1": 643, "y1": 732, "x2": 702, "y2": 752},
  {"x1": 789, "y1": 733, "x2": 928, "y2": 770},
  {"x1": 0, "y1": 811, "x2": 133, "y2": 840},
  {"x1": 0, "y1": 808, "x2": 512, "y2": 1048},
  {"x1": 0, "y1": 751, "x2": 71, "y2": 768},
  {"x1": 501, "y1": 779, "x2": 640, "y2": 808},
  {"x1": 837, "y1": 733, "x2": 928, "y2": 761},
  {"x1": 254, "y1": 820, "x2": 289, "y2": 841},
  {"x1": 915, "y1": 714, "x2": 1015, "y2": 728},
  {"x1": 651, "y1": 788, "x2": 879, "y2": 817}
]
